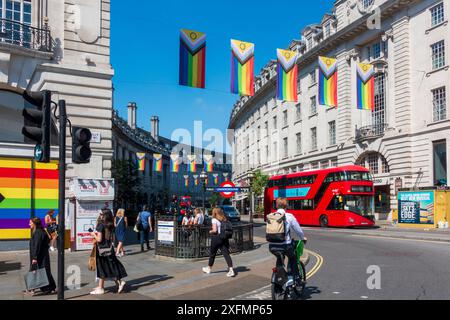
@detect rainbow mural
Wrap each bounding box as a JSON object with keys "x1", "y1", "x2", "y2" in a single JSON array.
[
  {"x1": 136, "y1": 153, "x2": 146, "y2": 171},
  {"x1": 276, "y1": 49, "x2": 298, "y2": 102},
  {"x1": 153, "y1": 154, "x2": 163, "y2": 172},
  {"x1": 0, "y1": 158, "x2": 59, "y2": 240},
  {"x1": 356, "y1": 63, "x2": 375, "y2": 111},
  {"x1": 179, "y1": 29, "x2": 206, "y2": 89},
  {"x1": 230, "y1": 39, "x2": 254, "y2": 96},
  {"x1": 318, "y1": 56, "x2": 338, "y2": 108}
]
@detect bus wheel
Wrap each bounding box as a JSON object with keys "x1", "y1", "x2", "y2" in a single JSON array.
[{"x1": 319, "y1": 215, "x2": 329, "y2": 228}]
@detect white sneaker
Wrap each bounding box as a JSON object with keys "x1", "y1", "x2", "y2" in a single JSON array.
[
  {"x1": 89, "y1": 288, "x2": 105, "y2": 295},
  {"x1": 202, "y1": 266, "x2": 211, "y2": 274},
  {"x1": 118, "y1": 280, "x2": 126, "y2": 294},
  {"x1": 227, "y1": 268, "x2": 235, "y2": 277}
]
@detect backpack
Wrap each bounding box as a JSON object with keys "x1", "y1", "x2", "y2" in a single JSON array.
[
  {"x1": 220, "y1": 220, "x2": 233, "y2": 240},
  {"x1": 266, "y1": 212, "x2": 286, "y2": 243}
]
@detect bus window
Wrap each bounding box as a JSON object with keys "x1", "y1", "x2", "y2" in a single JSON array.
[{"x1": 288, "y1": 199, "x2": 314, "y2": 211}]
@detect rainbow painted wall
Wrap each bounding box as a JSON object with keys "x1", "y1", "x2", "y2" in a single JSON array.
[{"x1": 0, "y1": 158, "x2": 59, "y2": 240}]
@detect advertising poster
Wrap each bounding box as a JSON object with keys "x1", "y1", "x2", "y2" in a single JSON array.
[
  {"x1": 398, "y1": 191, "x2": 434, "y2": 225},
  {"x1": 157, "y1": 221, "x2": 174, "y2": 244}
]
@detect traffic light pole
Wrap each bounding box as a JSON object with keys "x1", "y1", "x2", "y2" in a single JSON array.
[{"x1": 57, "y1": 100, "x2": 67, "y2": 300}]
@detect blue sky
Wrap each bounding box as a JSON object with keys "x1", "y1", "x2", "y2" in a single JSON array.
[{"x1": 111, "y1": 0, "x2": 331, "y2": 147}]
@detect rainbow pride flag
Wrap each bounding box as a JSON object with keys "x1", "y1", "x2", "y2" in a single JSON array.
[
  {"x1": 194, "y1": 175, "x2": 199, "y2": 186},
  {"x1": 231, "y1": 39, "x2": 254, "y2": 96},
  {"x1": 153, "y1": 154, "x2": 163, "y2": 172},
  {"x1": 276, "y1": 49, "x2": 298, "y2": 102},
  {"x1": 318, "y1": 56, "x2": 338, "y2": 107},
  {"x1": 213, "y1": 174, "x2": 219, "y2": 185},
  {"x1": 179, "y1": 29, "x2": 206, "y2": 89},
  {"x1": 356, "y1": 63, "x2": 375, "y2": 111},
  {"x1": 136, "y1": 153, "x2": 146, "y2": 171},
  {"x1": 188, "y1": 156, "x2": 197, "y2": 173},
  {"x1": 203, "y1": 155, "x2": 215, "y2": 173},
  {"x1": 170, "y1": 154, "x2": 181, "y2": 173},
  {"x1": 0, "y1": 158, "x2": 58, "y2": 240},
  {"x1": 184, "y1": 177, "x2": 189, "y2": 187}
]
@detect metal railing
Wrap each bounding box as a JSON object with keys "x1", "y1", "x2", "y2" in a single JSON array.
[
  {"x1": 0, "y1": 18, "x2": 52, "y2": 52},
  {"x1": 155, "y1": 215, "x2": 254, "y2": 259},
  {"x1": 355, "y1": 123, "x2": 388, "y2": 141}
]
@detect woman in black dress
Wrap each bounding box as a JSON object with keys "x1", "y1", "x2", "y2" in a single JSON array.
[
  {"x1": 90, "y1": 209, "x2": 127, "y2": 295},
  {"x1": 24, "y1": 217, "x2": 57, "y2": 296}
]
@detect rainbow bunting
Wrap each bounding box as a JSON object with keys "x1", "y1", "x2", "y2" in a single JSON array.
[
  {"x1": 136, "y1": 153, "x2": 146, "y2": 171},
  {"x1": 318, "y1": 56, "x2": 338, "y2": 107},
  {"x1": 170, "y1": 154, "x2": 181, "y2": 173},
  {"x1": 230, "y1": 39, "x2": 254, "y2": 96},
  {"x1": 179, "y1": 29, "x2": 206, "y2": 89},
  {"x1": 203, "y1": 155, "x2": 215, "y2": 173},
  {"x1": 276, "y1": 49, "x2": 298, "y2": 102},
  {"x1": 356, "y1": 63, "x2": 375, "y2": 111},
  {"x1": 153, "y1": 154, "x2": 163, "y2": 172},
  {"x1": 0, "y1": 158, "x2": 59, "y2": 240},
  {"x1": 188, "y1": 155, "x2": 197, "y2": 173}
]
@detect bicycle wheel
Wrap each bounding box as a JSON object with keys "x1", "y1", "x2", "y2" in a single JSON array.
[
  {"x1": 294, "y1": 261, "x2": 306, "y2": 298},
  {"x1": 271, "y1": 283, "x2": 285, "y2": 300}
]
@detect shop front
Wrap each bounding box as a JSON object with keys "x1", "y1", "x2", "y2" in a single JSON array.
[{"x1": 373, "y1": 177, "x2": 391, "y2": 218}]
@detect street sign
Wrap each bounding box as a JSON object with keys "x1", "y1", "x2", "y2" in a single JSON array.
[{"x1": 219, "y1": 181, "x2": 238, "y2": 198}]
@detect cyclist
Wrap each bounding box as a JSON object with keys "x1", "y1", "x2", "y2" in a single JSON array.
[{"x1": 269, "y1": 198, "x2": 307, "y2": 285}]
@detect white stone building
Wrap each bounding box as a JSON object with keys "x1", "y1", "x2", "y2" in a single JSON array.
[
  {"x1": 229, "y1": 0, "x2": 449, "y2": 217},
  {"x1": 0, "y1": 0, "x2": 114, "y2": 180}
]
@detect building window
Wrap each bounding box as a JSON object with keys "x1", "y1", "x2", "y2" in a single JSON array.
[
  {"x1": 273, "y1": 116, "x2": 277, "y2": 130},
  {"x1": 328, "y1": 121, "x2": 336, "y2": 146},
  {"x1": 320, "y1": 160, "x2": 329, "y2": 169},
  {"x1": 1, "y1": 0, "x2": 32, "y2": 47},
  {"x1": 323, "y1": 21, "x2": 332, "y2": 39},
  {"x1": 373, "y1": 73, "x2": 386, "y2": 131},
  {"x1": 331, "y1": 158, "x2": 338, "y2": 167},
  {"x1": 431, "y1": 2, "x2": 445, "y2": 27},
  {"x1": 311, "y1": 162, "x2": 319, "y2": 170},
  {"x1": 373, "y1": 42, "x2": 381, "y2": 59},
  {"x1": 283, "y1": 110, "x2": 288, "y2": 127},
  {"x1": 296, "y1": 133, "x2": 302, "y2": 154},
  {"x1": 283, "y1": 138, "x2": 288, "y2": 158},
  {"x1": 264, "y1": 121, "x2": 268, "y2": 136},
  {"x1": 433, "y1": 87, "x2": 447, "y2": 122},
  {"x1": 368, "y1": 153, "x2": 379, "y2": 174},
  {"x1": 265, "y1": 145, "x2": 269, "y2": 163},
  {"x1": 381, "y1": 156, "x2": 389, "y2": 173},
  {"x1": 360, "y1": 0, "x2": 374, "y2": 10},
  {"x1": 433, "y1": 140, "x2": 447, "y2": 186},
  {"x1": 310, "y1": 96, "x2": 317, "y2": 115},
  {"x1": 311, "y1": 127, "x2": 317, "y2": 151},
  {"x1": 431, "y1": 40, "x2": 445, "y2": 70},
  {"x1": 295, "y1": 103, "x2": 301, "y2": 121},
  {"x1": 257, "y1": 125, "x2": 261, "y2": 141},
  {"x1": 306, "y1": 34, "x2": 313, "y2": 50},
  {"x1": 273, "y1": 141, "x2": 278, "y2": 161},
  {"x1": 310, "y1": 70, "x2": 316, "y2": 84}
]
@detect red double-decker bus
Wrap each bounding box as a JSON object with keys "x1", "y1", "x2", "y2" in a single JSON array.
[{"x1": 264, "y1": 165, "x2": 375, "y2": 227}]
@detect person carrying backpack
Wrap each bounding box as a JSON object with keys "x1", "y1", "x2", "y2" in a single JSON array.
[
  {"x1": 266, "y1": 198, "x2": 307, "y2": 283},
  {"x1": 202, "y1": 207, "x2": 235, "y2": 277}
]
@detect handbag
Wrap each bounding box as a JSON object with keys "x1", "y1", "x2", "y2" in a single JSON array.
[
  {"x1": 134, "y1": 214, "x2": 143, "y2": 232},
  {"x1": 24, "y1": 266, "x2": 49, "y2": 291},
  {"x1": 88, "y1": 244, "x2": 96, "y2": 271}
]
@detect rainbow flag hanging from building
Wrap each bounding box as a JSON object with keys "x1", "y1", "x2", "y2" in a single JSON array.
[
  {"x1": 213, "y1": 174, "x2": 219, "y2": 185},
  {"x1": 230, "y1": 39, "x2": 255, "y2": 96},
  {"x1": 184, "y1": 176, "x2": 189, "y2": 187},
  {"x1": 0, "y1": 158, "x2": 58, "y2": 240},
  {"x1": 187, "y1": 155, "x2": 197, "y2": 173},
  {"x1": 153, "y1": 154, "x2": 163, "y2": 172},
  {"x1": 223, "y1": 173, "x2": 229, "y2": 181},
  {"x1": 193, "y1": 175, "x2": 199, "y2": 186},
  {"x1": 356, "y1": 63, "x2": 375, "y2": 111},
  {"x1": 170, "y1": 154, "x2": 181, "y2": 173},
  {"x1": 203, "y1": 155, "x2": 215, "y2": 173},
  {"x1": 136, "y1": 153, "x2": 146, "y2": 171},
  {"x1": 318, "y1": 56, "x2": 338, "y2": 107},
  {"x1": 276, "y1": 49, "x2": 298, "y2": 102},
  {"x1": 179, "y1": 29, "x2": 206, "y2": 89}
]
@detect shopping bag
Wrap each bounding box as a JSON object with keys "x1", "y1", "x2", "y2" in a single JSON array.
[
  {"x1": 24, "y1": 268, "x2": 49, "y2": 291},
  {"x1": 88, "y1": 245, "x2": 97, "y2": 271}
]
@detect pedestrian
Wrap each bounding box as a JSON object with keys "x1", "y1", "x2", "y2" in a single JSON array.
[
  {"x1": 202, "y1": 207, "x2": 235, "y2": 277},
  {"x1": 138, "y1": 205, "x2": 153, "y2": 252},
  {"x1": 24, "y1": 217, "x2": 57, "y2": 296},
  {"x1": 193, "y1": 208, "x2": 205, "y2": 225},
  {"x1": 182, "y1": 209, "x2": 194, "y2": 226},
  {"x1": 114, "y1": 208, "x2": 128, "y2": 257},
  {"x1": 90, "y1": 209, "x2": 127, "y2": 295},
  {"x1": 44, "y1": 209, "x2": 58, "y2": 251}
]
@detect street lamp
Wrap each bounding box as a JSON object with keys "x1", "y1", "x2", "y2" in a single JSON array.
[
  {"x1": 200, "y1": 170, "x2": 208, "y2": 213},
  {"x1": 247, "y1": 170, "x2": 255, "y2": 224}
]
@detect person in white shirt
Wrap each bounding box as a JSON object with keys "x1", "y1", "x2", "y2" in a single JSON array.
[
  {"x1": 193, "y1": 208, "x2": 205, "y2": 225},
  {"x1": 269, "y1": 198, "x2": 307, "y2": 281}
]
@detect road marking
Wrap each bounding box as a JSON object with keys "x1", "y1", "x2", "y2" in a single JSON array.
[
  {"x1": 333, "y1": 292, "x2": 340, "y2": 294},
  {"x1": 361, "y1": 296, "x2": 369, "y2": 299},
  {"x1": 351, "y1": 234, "x2": 450, "y2": 245},
  {"x1": 305, "y1": 249, "x2": 324, "y2": 279}
]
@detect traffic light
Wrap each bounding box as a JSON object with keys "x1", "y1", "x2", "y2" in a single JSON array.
[
  {"x1": 22, "y1": 90, "x2": 52, "y2": 163},
  {"x1": 72, "y1": 126, "x2": 92, "y2": 164}
]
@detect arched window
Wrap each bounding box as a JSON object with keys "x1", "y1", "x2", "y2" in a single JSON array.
[{"x1": 356, "y1": 152, "x2": 390, "y2": 175}]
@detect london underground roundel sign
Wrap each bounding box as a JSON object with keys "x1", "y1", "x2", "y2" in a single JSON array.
[{"x1": 219, "y1": 181, "x2": 236, "y2": 198}]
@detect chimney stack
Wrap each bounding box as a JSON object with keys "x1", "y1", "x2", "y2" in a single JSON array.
[
  {"x1": 150, "y1": 116, "x2": 159, "y2": 142},
  {"x1": 127, "y1": 102, "x2": 137, "y2": 129}
]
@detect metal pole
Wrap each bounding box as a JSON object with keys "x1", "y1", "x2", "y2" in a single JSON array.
[
  {"x1": 57, "y1": 100, "x2": 67, "y2": 300},
  {"x1": 249, "y1": 187, "x2": 253, "y2": 225},
  {"x1": 202, "y1": 182, "x2": 206, "y2": 213}
]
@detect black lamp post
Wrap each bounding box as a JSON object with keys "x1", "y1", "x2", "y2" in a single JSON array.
[
  {"x1": 247, "y1": 170, "x2": 255, "y2": 224},
  {"x1": 200, "y1": 170, "x2": 208, "y2": 213}
]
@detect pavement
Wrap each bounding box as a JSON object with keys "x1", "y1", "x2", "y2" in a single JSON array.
[{"x1": 0, "y1": 225, "x2": 310, "y2": 300}]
